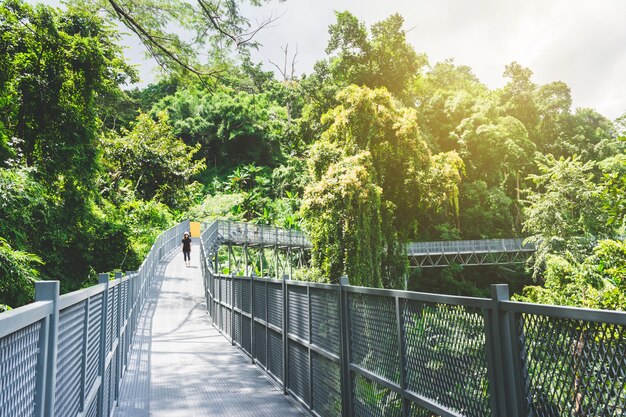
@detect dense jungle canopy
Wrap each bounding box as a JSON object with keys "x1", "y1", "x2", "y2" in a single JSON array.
[{"x1": 1, "y1": 0, "x2": 624, "y2": 310}]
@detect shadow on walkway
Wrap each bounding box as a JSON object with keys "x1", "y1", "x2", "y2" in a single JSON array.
[{"x1": 116, "y1": 243, "x2": 307, "y2": 417}]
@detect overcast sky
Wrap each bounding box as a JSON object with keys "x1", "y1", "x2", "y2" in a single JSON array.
[
  {"x1": 238, "y1": 0, "x2": 626, "y2": 120},
  {"x1": 36, "y1": 0, "x2": 626, "y2": 119}
]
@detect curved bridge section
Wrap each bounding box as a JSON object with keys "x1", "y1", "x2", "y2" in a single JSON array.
[
  {"x1": 200, "y1": 222, "x2": 626, "y2": 417},
  {"x1": 407, "y1": 238, "x2": 536, "y2": 268},
  {"x1": 203, "y1": 220, "x2": 310, "y2": 279},
  {"x1": 0, "y1": 221, "x2": 190, "y2": 417}
]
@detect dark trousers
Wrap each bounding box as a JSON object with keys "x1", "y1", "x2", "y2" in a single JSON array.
[{"x1": 183, "y1": 250, "x2": 190, "y2": 261}]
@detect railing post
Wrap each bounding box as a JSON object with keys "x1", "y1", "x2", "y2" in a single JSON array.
[
  {"x1": 34, "y1": 280, "x2": 59, "y2": 417},
  {"x1": 282, "y1": 274, "x2": 289, "y2": 395},
  {"x1": 97, "y1": 273, "x2": 110, "y2": 417},
  {"x1": 250, "y1": 272, "x2": 255, "y2": 364},
  {"x1": 338, "y1": 275, "x2": 353, "y2": 417},
  {"x1": 231, "y1": 273, "x2": 236, "y2": 346},
  {"x1": 486, "y1": 284, "x2": 526, "y2": 417}
]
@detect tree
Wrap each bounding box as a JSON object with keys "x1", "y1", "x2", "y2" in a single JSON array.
[
  {"x1": 302, "y1": 149, "x2": 383, "y2": 286},
  {"x1": 0, "y1": 0, "x2": 141, "y2": 293},
  {"x1": 519, "y1": 239, "x2": 626, "y2": 310},
  {"x1": 523, "y1": 154, "x2": 617, "y2": 283},
  {"x1": 326, "y1": 11, "x2": 426, "y2": 101},
  {"x1": 100, "y1": 111, "x2": 204, "y2": 208},
  {"x1": 69, "y1": 0, "x2": 280, "y2": 79},
  {"x1": 152, "y1": 87, "x2": 289, "y2": 168},
  {"x1": 303, "y1": 86, "x2": 435, "y2": 288},
  {"x1": 599, "y1": 153, "x2": 626, "y2": 228},
  {"x1": 499, "y1": 62, "x2": 539, "y2": 135},
  {"x1": 0, "y1": 238, "x2": 42, "y2": 309},
  {"x1": 458, "y1": 181, "x2": 514, "y2": 239}
]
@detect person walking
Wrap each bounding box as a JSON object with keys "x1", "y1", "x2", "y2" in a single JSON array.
[{"x1": 182, "y1": 231, "x2": 192, "y2": 267}]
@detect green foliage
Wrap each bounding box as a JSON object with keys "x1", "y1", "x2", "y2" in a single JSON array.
[
  {"x1": 459, "y1": 181, "x2": 514, "y2": 239},
  {"x1": 519, "y1": 239, "x2": 626, "y2": 310},
  {"x1": 302, "y1": 149, "x2": 383, "y2": 286},
  {"x1": 0, "y1": 238, "x2": 42, "y2": 308},
  {"x1": 0, "y1": 167, "x2": 49, "y2": 248},
  {"x1": 524, "y1": 154, "x2": 609, "y2": 279},
  {"x1": 326, "y1": 11, "x2": 426, "y2": 101},
  {"x1": 185, "y1": 192, "x2": 243, "y2": 222},
  {"x1": 303, "y1": 86, "x2": 443, "y2": 287},
  {"x1": 111, "y1": 199, "x2": 175, "y2": 261},
  {"x1": 152, "y1": 87, "x2": 288, "y2": 168},
  {"x1": 599, "y1": 153, "x2": 626, "y2": 228},
  {"x1": 100, "y1": 111, "x2": 204, "y2": 209},
  {"x1": 520, "y1": 151, "x2": 625, "y2": 308},
  {"x1": 0, "y1": 2, "x2": 623, "y2": 306},
  {"x1": 0, "y1": 0, "x2": 134, "y2": 196}
]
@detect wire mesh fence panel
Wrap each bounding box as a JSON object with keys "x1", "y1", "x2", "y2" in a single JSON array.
[
  {"x1": 55, "y1": 302, "x2": 86, "y2": 417},
  {"x1": 121, "y1": 281, "x2": 128, "y2": 325},
  {"x1": 223, "y1": 305, "x2": 231, "y2": 338},
  {"x1": 267, "y1": 282, "x2": 283, "y2": 328},
  {"x1": 288, "y1": 341, "x2": 310, "y2": 405},
  {"x1": 268, "y1": 329, "x2": 283, "y2": 382},
  {"x1": 234, "y1": 312, "x2": 242, "y2": 346},
  {"x1": 222, "y1": 277, "x2": 231, "y2": 307},
  {"x1": 312, "y1": 352, "x2": 342, "y2": 417},
  {"x1": 520, "y1": 314, "x2": 626, "y2": 416},
  {"x1": 106, "y1": 288, "x2": 113, "y2": 353},
  {"x1": 86, "y1": 294, "x2": 102, "y2": 394},
  {"x1": 353, "y1": 373, "x2": 402, "y2": 417},
  {"x1": 102, "y1": 362, "x2": 111, "y2": 417},
  {"x1": 254, "y1": 321, "x2": 267, "y2": 367},
  {"x1": 0, "y1": 321, "x2": 41, "y2": 417},
  {"x1": 242, "y1": 316, "x2": 252, "y2": 355},
  {"x1": 111, "y1": 286, "x2": 118, "y2": 351},
  {"x1": 402, "y1": 300, "x2": 491, "y2": 417},
  {"x1": 254, "y1": 281, "x2": 267, "y2": 322},
  {"x1": 349, "y1": 293, "x2": 400, "y2": 385},
  {"x1": 233, "y1": 279, "x2": 242, "y2": 311},
  {"x1": 310, "y1": 288, "x2": 340, "y2": 356},
  {"x1": 242, "y1": 279, "x2": 252, "y2": 314},
  {"x1": 288, "y1": 286, "x2": 309, "y2": 341},
  {"x1": 86, "y1": 394, "x2": 98, "y2": 417}
]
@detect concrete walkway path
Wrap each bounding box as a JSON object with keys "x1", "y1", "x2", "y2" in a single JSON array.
[{"x1": 116, "y1": 242, "x2": 308, "y2": 417}]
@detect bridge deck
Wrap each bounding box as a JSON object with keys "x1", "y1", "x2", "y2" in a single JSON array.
[{"x1": 115, "y1": 241, "x2": 307, "y2": 417}]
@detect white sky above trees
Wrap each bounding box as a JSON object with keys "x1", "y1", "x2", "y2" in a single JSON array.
[
  {"x1": 241, "y1": 0, "x2": 626, "y2": 120},
  {"x1": 36, "y1": 0, "x2": 626, "y2": 119}
]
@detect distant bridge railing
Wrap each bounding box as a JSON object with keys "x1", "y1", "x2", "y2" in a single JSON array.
[
  {"x1": 211, "y1": 219, "x2": 311, "y2": 248},
  {"x1": 0, "y1": 220, "x2": 189, "y2": 417},
  {"x1": 407, "y1": 238, "x2": 536, "y2": 268},
  {"x1": 200, "y1": 221, "x2": 626, "y2": 417}
]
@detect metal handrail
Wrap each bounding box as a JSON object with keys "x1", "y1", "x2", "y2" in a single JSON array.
[
  {"x1": 200, "y1": 220, "x2": 626, "y2": 417},
  {"x1": 0, "y1": 219, "x2": 190, "y2": 417}
]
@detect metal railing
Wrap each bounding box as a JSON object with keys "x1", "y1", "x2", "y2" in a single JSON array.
[
  {"x1": 406, "y1": 238, "x2": 536, "y2": 268},
  {"x1": 406, "y1": 238, "x2": 535, "y2": 255},
  {"x1": 200, "y1": 221, "x2": 626, "y2": 417},
  {"x1": 207, "y1": 219, "x2": 311, "y2": 248},
  {"x1": 0, "y1": 220, "x2": 189, "y2": 417}
]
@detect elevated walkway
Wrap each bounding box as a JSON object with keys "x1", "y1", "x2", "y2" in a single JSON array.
[
  {"x1": 407, "y1": 238, "x2": 535, "y2": 268},
  {"x1": 2, "y1": 220, "x2": 625, "y2": 417},
  {"x1": 115, "y1": 241, "x2": 307, "y2": 416}
]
